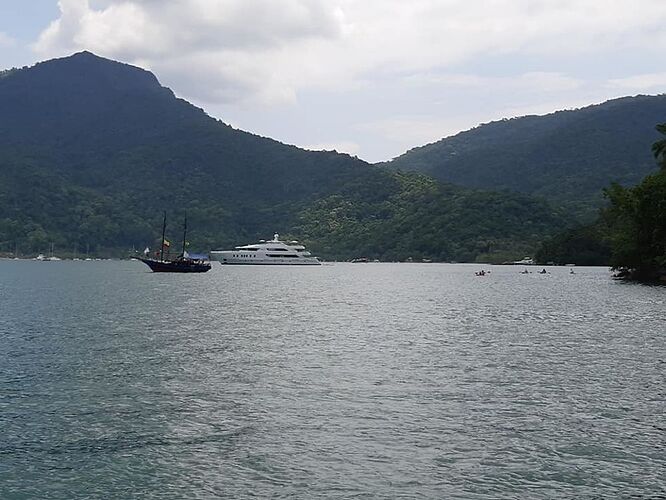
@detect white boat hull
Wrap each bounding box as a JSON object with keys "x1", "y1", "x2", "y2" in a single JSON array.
[
  {"x1": 210, "y1": 234, "x2": 322, "y2": 265},
  {"x1": 210, "y1": 251, "x2": 320, "y2": 265}
]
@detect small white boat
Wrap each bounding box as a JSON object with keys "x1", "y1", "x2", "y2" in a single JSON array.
[
  {"x1": 210, "y1": 233, "x2": 321, "y2": 265},
  {"x1": 512, "y1": 257, "x2": 534, "y2": 265}
]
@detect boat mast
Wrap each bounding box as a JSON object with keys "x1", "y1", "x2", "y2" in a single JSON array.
[
  {"x1": 181, "y1": 213, "x2": 187, "y2": 257},
  {"x1": 160, "y1": 211, "x2": 167, "y2": 262}
]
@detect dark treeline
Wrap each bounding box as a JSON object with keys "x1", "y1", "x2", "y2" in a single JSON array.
[
  {"x1": 1, "y1": 52, "x2": 663, "y2": 268},
  {"x1": 537, "y1": 124, "x2": 666, "y2": 281},
  {"x1": 384, "y1": 95, "x2": 666, "y2": 220},
  {"x1": 0, "y1": 52, "x2": 568, "y2": 262}
]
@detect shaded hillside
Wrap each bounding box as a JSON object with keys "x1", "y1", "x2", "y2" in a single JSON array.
[
  {"x1": 383, "y1": 95, "x2": 666, "y2": 216},
  {"x1": 535, "y1": 123, "x2": 666, "y2": 278},
  {"x1": 0, "y1": 52, "x2": 566, "y2": 261},
  {"x1": 296, "y1": 172, "x2": 566, "y2": 262}
]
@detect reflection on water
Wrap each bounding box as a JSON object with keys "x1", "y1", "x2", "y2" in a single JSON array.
[{"x1": 1, "y1": 261, "x2": 664, "y2": 498}]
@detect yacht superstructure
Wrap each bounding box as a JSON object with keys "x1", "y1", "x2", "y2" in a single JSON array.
[{"x1": 210, "y1": 234, "x2": 321, "y2": 265}]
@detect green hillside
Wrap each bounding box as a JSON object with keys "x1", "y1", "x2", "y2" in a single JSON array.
[
  {"x1": 383, "y1": 95, "x2": 666, "y2": 217},
  {"x1": 535, "y1": 124, "x2": 666, "y2": 280},
  {"x1": 0, "y1": 52, "x2": 566, "y2": 261}
]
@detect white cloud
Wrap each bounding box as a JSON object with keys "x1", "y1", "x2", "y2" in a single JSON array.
[
  {"x1": 353, "y1": 72, "x2": 586, "y2": 154},
  {"x1": 355, "y1": 115, "x2": 487, "y2": 156},
  {"x1": 34, "y1": 0, "x2": 347, "y2": 104},
  {"x1": 34, "y1": 0, "x2": 666, "y2": 106},
  {"x1": 607, "y1": 73, "x2": 666, "y2": 93},
  {"x1": 403, "y1": 72, "x2": 582, "y2": 93},
  {"x1": 0, "y1": 31, "x2": 17, "y2": 48},
  {"x1": 28, "y1": 0, "x2": 666, "y2": 161}
]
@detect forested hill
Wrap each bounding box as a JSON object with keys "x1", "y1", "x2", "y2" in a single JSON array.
[
  {"x1": 383, "y1": 95, "x2": 666, "y2": 213},
  {"x1": 0, "y1": 52, "x2": 566, "y2": 261}
]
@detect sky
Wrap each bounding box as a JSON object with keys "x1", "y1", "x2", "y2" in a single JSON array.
[{"x1": 2, "y1": 0, "x2": 666, "y2": 163}]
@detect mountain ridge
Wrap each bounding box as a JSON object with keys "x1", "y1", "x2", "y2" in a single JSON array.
[
  {"x1": 0, "y1": 52, "x2": 606, "y2": 260},
  {"x1": 382, "y1": 94, "x2": 665, "y2": 216}
]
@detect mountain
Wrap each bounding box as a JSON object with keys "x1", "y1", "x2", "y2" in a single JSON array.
[
  {"x1": 383, "y1": 95, "x2": 666, "y2": 216},
  {"x1": 0, "y1": 52, "x2": 566, "y2": 261}
]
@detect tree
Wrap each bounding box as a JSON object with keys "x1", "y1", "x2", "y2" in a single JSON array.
[
  {"x1": 604, "y1": 123, "x2": 666, "y2": 281},
  {"x1": 651, "y1": 123, "x2": 666, "y2": 169}
]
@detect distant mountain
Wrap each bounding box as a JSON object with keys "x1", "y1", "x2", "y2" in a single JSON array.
[
  {"x1": 0, "y1": 52, "x2": 566, "y2": 261},
  {"x1": 383, "y1": 95, "x2": 666, "y2": 216}
]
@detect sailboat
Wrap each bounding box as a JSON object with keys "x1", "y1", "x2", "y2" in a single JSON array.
[{"x1": 137, "y1": 212, "x2": 211, "y2": 273}]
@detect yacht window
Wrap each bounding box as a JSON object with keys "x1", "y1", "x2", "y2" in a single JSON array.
[
  {"x1": 267, "y1": 254, "x2": 298, "y2": 257},
  {"x1": 268, "y1": 248, "x2": 288, "y2": 251}
]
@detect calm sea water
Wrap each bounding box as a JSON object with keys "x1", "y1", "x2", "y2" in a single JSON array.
[{"x1": 0, "y1": 260, "x2": 664, "y2": 499}]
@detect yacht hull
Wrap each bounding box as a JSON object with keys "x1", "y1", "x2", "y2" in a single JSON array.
[
  {"x1": 210, "y1": 253, "x2": 320, "y2": 265},
  {"x1": 138, "y1": 257, "x2": 212, "y2": 273},
  {"x1": 216, "y1": 260, "x2": 321, "y2": 265},
  {"x1": 210, "y1": 234, "x2": 321, "y2": 265}
]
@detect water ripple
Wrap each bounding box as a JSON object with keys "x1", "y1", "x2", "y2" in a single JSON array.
[{"x1": 0, "y1": 261, "x2": 664, "y2": 498}]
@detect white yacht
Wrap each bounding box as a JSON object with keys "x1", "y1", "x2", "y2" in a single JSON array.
[{"x1": 210, "y1": 234, "x2": 321, "y2": 265}]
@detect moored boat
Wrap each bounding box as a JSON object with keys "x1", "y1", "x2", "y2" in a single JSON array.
[
  {"x1": 137, "y1": 254, "x2": 211, "y2": 273},
  {"x1": 138, "y1": 212, "x2": 211, "y2": 273},
  {"x1": 210, "y1": 233, "x2": 320, "y2": 265}
]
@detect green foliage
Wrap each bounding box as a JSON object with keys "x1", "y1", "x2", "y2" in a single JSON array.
[
  {"x1": 603, "y1": 170, "x2": 666, "y2": 279},
  {"x1": 384, "y1": 95, "x2": 666, "y2": 217},
  {"x1": 535, "y1": 221, "x2": 611, "y2": 266},
  {"x1": 0, "y1": 68, "x2": 19, "y2": 79},
  {"x1": 651, "y1": 123, "x2": 666, "y2": 169},
  {"x1": 0, "y1": 52, "x2": 568, "y2": 261},
  {"x1": 536, "y1": 123, "x2": 666, "y2": 277},
  {"x1": 296, "y1": 172, "x2": 567, "y2": 262}
]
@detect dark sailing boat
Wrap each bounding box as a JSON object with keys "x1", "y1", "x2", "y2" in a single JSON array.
[{"x1": 137, "y1": 212, "x2": 211, "y2": 273}]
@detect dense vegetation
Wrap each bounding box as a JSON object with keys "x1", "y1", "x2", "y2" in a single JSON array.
[
  {"x1": 535, "y1": 221, "x2": 611, "y2": 266},
  {"x1": 536, "y1": 124, "x2": 666, "y2": 281},
  {"x1": 296, "y1": 173, "x2": 566, "y2": 262},
  {"x1": 602, "y1": 126, "x2": 666, "y2": 281},
  {"x1": 383, "y1": 96, "x2": 666, "y2": 218},
  {"x1": 0, "y1": 52, "x2": 568, "y2": 261}
]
